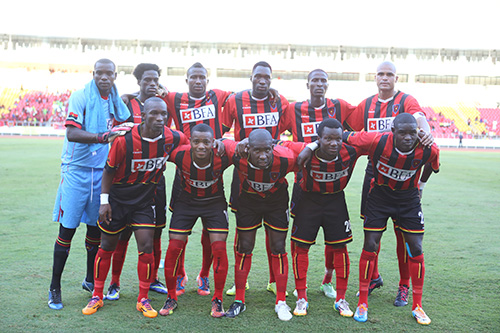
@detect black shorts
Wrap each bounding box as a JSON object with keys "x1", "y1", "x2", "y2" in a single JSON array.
[
  {"x1": 235, "y1": 185, "x2": 289, "y2": 233},
  {"x1": 364, "y1": 185, "x2": 424, "y2": 234},
  {"x1": 99, "y1": 200, "x2": 155, "y2": 235},
  {"x1": 229, "y1": 168, "x2": 240, "y2": 213},
  {"x1": 291, "y1": 189, "x2": 353, "y2": 246},
  {"x1": 169, "y1": 192, "x2": 229, "y2": 235},
  {"x1": 154, "y1": 175, "x2": 167, "y2": 228}
]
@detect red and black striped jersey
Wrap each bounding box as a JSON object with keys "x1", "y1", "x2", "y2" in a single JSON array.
[
  {"x1": 344, "y1": 131, "x2": 440, "y2": 191},
  {"x1": 345, "y1": 91, "x2": 426, "y2": 132},
  {"x1": 162, "y1": 89, "x2": 231, "y2": 139},
  {"x1": 105, "y1": 125, "x2": 188, "y2": 206},
  {"x1": 225, "y1": 140, "x2": 297, "y2": 198},
  {"x1": 281, "y1": 99, "x2": 356, "y2": 143},
  {"x1": 168, "y1": 145, "x2": 231, "y2": 198},
  {"x1": 222, "y1": 90, "x2": 289, "y2": 141},
  {"x1": 127, "y1": 97, "x2": 143, "y2": 124},
  {"x1": 283, "y1": 141, "x2": 366, "y2": 194}
]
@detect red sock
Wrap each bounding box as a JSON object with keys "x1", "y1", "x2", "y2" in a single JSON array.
[
  {"x1": 265, "y1": 230, "x2": 275, "y2": 283},
  {"x1": 175, "y1": 237, "x2": 187, "y2": 277},
  {"x1": 211, "y1": 241, "x2": 228, "y2": 301},
  {"x1": 370, "y1": 242, "x2": 381, "y2": 280},
  {"x1": 323, "y1": 245, "x2": 334, "y2": 284},
  {"x1": 93, "y1": 248, "x2": 113, "y2": 299},
  {"x1": 234, "y1": 251, "x2": 252, "y2": 303},
  {"x1": 110, "y1": 239, "x2": 128, "y2": 286},
  {"x1": 395, "y1": 228, "x2": 410, "y2": 286},
  {"x1": 164, "y1": 239, "x2": 185, "y2": 301},
  {"x1": 358, "y1": 249, "x2": 377, "y2": 307},
  {"x1": 152, "y1": 237, "x2": 161, "y2": 281},
  {"x1": 199, "y1": 227, "x2": 212, "y2": 278},
  {"x1": 138, "y1": 252, "x2": 153, "y2": 301},
  {"x1": 271, "y1": 252, "x2": 289, "y2": 303},
  {"x1": 292, "y1": 245, "x2": 309, "y2": 301},
  {"x1": 409, "y1": 253, "x2": 425, "y2": 309},
  {"x1": 333, "y1": 247, "x2": 350, "y2": 301}
]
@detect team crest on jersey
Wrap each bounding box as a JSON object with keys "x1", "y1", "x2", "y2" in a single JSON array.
[
  {"x1": 164, "y1": 143, "x2": 174, "y2": 154},
  {"x1": 270, "y1": 172, "x2": 280, "y2": 182},
  {"x1": 327, "y1": 106, "x2": 336, "y2": 118},
  {"x1": 342, "y1": 160, "x2": 350, "y2": 168},
  {"x1": 412, "y1": 159, "x2": 422, "y2": 169},
  {"x1": 392, "y1": 104, "x2": 401, "y2": 115},
  {"x1": 212, "y1": 169, "x2": 222, "y2": 178}
]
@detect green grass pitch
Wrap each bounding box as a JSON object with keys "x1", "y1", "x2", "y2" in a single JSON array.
[{"x1": 0, "y1": 137, "x2": 499, "y2": 332}]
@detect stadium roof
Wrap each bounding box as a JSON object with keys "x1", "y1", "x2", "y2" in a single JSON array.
[{"x1": 2, "y1": 0, "x2": 500, "y2": 50}]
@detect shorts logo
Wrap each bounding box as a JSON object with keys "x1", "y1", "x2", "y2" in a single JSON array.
[
  {"x1": 291, "y1": 225, "x2": 297, "y2": 235},
  {"x1": 327, "y1": 106, "x2": 336, "y2": 118},
  {"x1": 247, "y1": 180, "x2": 275, "y2": 192},
  {"x1": 367, "y1": 117, "x2": 394, "y2": 132},
  {"x1": 187, "y1": 178, "x2": 218, "y2": 189},
  {"x1": 181, "y1": 105, "x2": 216, "y2": 123},
  {"x1": 270, "y1": 172, "x2": 280, "y2": 182},
  {"x1": 301, "y1": 121, "x2": 320, "y2": 137},
  {"x1": 376, "y1": 160, "x2": 417, "y2": 181},
  {"x1": 243, "y1": 112, "x2": 279, "y2": 128},
  {"x1": 412, "y1": 159, "x2": 422, "y2": 168},
  {"x1": 131, "y1": 157, "x2": 167, "y2": 172},
  {"x1": 392, "y1": 104, "x2": 400, "y2": 115},
  {"x1": 310, "y1": 169, "x2": 349, "y2": 182}
]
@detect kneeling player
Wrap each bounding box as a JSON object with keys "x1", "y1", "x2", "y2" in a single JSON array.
[
  {"x1": 285, "y1": 119, "x2": 363, "y2": 317},
  {"x1": 160, "y1": 124, "x2": 231, "y2": 318},
  {"x1": 344, "y1": 113, "x2": 439, "y2": 325},
  {"x1": 224, "y1": 129, "x2": 297, "y2": 321},
  {"x1": 82, "y1": 98, "x2": 188, "y2": 318}
]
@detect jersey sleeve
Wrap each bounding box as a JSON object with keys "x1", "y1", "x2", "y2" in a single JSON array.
[
  {"x1": 405, "y1": 95, "x2": 426, "y2": 119},
  {"x1": 338, "y1": 99, "x2": 358, "y2": 130},
  {"x1": 214, "y1": 89, "x2": 233, "y2": 107},
  {"x1": 429, "y1": 144, "x2": 440, "y2": 172},
  {"x1": 162, "y1": 92, "x2": 179, "y2": 129},
  {"x1": 221, "y1": 95, "x2": 236, "y2": 133},
  {"x1": 221, "y1": 139, "x2": 238, "y2": 159},
  {"x1": 343, "y1": 131, "x2": 381, "y2": 154},
  {"x1": 105, "y1": 136, "x2": 126, "y2": 170},
  {"x1": 279, "y1": 103, "x2": 293, "y2": 134},
  {"x1": 277, "y1": 140, "x2": 306, "y2": 156},
  {"x1": 344, "y1": 102, "x2": 365, "y2": 131},
  {"x1": 178, "y1": 130, "x2": 189, "y2": 145},
  {"x1": 65, "y1": 89, "x2": 86, "y2": 129}
]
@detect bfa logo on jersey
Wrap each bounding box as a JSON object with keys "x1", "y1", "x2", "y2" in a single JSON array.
[
  {"x1": 327, "y1": 106, "x2": 336, "y2": 118},
  {"x1": 243, "y1": 112, "x2": 279, "y2": 128},
  {"x1": 270, "y1": 172, "x2": 280, "y2": 182},
  {"x1": 392, "y1": 104, "x2": 401, "y2": 115}
]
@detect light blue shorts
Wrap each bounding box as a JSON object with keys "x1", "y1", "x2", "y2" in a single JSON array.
[{"x1": 52, "y1": 164, "x2": 103, "y2": 228}]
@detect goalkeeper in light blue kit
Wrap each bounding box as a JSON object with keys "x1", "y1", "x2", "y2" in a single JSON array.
[{"x1": 48, "y1": 58, "x2": 133, "y2": 310}]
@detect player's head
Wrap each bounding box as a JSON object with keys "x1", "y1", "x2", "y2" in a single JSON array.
[
  {"x1": 317, "y1": 118, "x2": 343, "y2": 159},
  {"x1": 187, "y1": 62, "x2": 208, "y2": 98},
  {"x1": 190, "y1": 123, "x2": 215, "y2": 161},
  {"x1": 376, "y1": 61, "x2": 398, "y2": 93},
  {"x1": 142, "y1": 97, "x2": 168, "y2": 134},
  {"x1": 392, "y1": 113, "x2": 418, "y2": 152},
  {"x1": 307, "y1": 69, "x2": 329, "y2": 98},
  {"x1": 248, "y1": 129, "x2": 274, "y2": 168},
  {"x1": 93, "y1": 59, "x2": 117, "y2": 96},
  {"x1": 251, "y1": 61, "x2": 272, "y2": 99},
  {"x1": 133, "y1": 63, "x2": 161, "y2": 98}
]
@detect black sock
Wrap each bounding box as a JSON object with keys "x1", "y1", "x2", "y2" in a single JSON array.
[
  {"x1": 85, "y1": 225, "x2": 101, "y2": 283},
  {"x1": 50, "y1": 225, "x2": 76, "y2": 290}
]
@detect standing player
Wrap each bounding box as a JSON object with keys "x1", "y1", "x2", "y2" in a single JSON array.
[
  {"x1": 82, "y1": 97, "x2": 188, "y2": 318},
  {"x1": 345, "y1": 61, "x2": 434, "y2": 305},
  {"x1": 48, "y1": 59, "x2": 132, "y2": 310},
  {"x1": 222, "y1": 61, "x2": 289, "y2": 296},
  {"x1": 105, "y1": 63, "x2": 169, "y2": 301},
  {"x1": 281, "y1": 69, "x2": 356, "y2": 299},
  {"x1": 224, "y1": 129, "x2": 296, "y2": 321},
  {"x1": 284, "y1": 118, "x2": 364, "y2": 317},
  {"x1": 159, "y1": 124, "x2": 231, "y2": 318},
  {"x1": 161, "y1": 63, "x2": 232, "y2": 297},
  {"x1": 344, "y1": 113, "x2": 439, "y2": 324}
]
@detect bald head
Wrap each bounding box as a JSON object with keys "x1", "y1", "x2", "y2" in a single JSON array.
[
  {"x1": 248, "y1": 129, "x2": 274, "y2": 168},
  {"x1": 144, "y1": 97, "x2": 166, "y2": 111},
  {"x1": 377, "y1": 61, "x2": 396, "y2": 74},
  {"x1": 248, "y1": 129, "x2": 273, "y2": 147}
]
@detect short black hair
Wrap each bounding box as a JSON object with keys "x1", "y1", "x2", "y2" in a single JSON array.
[
  {"x1": 252, "y1": 61, "x2": 272, "y2": 74},
  {"x1": 187, "y1": 62, "x2": 207, "y2": 77},
  {"x1": 307, "y1": 69, "x2": 328, "y2": 82},
  {"x1": 94, "y1": 58, "x2": 115, "y2": 70},
  {"x1": 392, "y1": 113, "x2": 416, "y2": 129},
  {"x1": 133, "y1": 63, "x2": 161, "y2": 81},
  {"x1": 317, "y1": 118, "x2": 343, "y2": 137},
  {"x1": 191, "y1": 123, "x2": 214, "y2": 136}
]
